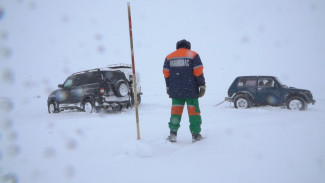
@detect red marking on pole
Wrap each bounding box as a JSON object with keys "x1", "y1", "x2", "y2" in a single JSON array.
[{"x1": 127, "y1": 2, "x2": 140, "y2": 140}]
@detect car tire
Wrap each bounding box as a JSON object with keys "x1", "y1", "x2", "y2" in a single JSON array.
[
  {"x1": 48, "y1": 101, "x2": 59, "y2": 113},
  {"x1": 287, "y1": 96, "x2": 306, "y2": 111},
  {"x1": 83, "y1": 99, "x2": 94, "y2": 113},
  {"x1": 115, "y1": 80, "x2": 129, "y2": 97},
  {"x1": 234, "y1": 96, "x2": 251, "y2": 109}
]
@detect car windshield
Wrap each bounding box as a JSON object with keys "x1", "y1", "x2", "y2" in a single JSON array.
[{"x1": 274, "y1": 77, "x2": 287, "y2": 88}]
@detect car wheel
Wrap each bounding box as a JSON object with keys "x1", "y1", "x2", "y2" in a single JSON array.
[
  {"x1": 48, "y1": 101, "x2": 59, "y2": 113},
  {"x1": 115, "y1": 80, "x2": 129, "y2": 97},
  {"x1": 83, "y1": 99, "x2": 94, "y2": 113},
  {"x1": 234, "y1": 96, "x2": 251, "y2": 109},
  {"x1": 287, "y1": 97, "x2": 306, "y2": 111}
]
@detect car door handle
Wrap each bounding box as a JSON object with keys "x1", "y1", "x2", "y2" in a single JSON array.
[{"x1": 257, "y1": 88, "x2": 262, "y2": 90}]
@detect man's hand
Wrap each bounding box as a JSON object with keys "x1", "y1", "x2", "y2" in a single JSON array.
[{"x1": 198, "y1": 86, "x2": 206, "y2": 98}]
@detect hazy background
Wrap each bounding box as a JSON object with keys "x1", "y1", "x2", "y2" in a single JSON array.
[
  {"x1": 1, "y1": 0, "x2": 325, "y2": 103},
  {"x1": 1, "y1": 1, "x2": 325, "y2": 183}
]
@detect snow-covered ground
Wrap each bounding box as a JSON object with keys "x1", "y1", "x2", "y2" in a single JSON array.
[
  {"x1": 1, "y1": 95, "x2": 325, "y2": 183},
  {"x1": 1, "y1": 0, "x2": 325, "y2": 183}
]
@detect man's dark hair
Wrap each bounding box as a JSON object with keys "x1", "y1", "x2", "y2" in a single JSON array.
[{"x1": 176, "y1": 39, "x2": 191, "y2": 50}]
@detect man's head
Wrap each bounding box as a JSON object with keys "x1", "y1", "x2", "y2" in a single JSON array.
[{"x1": 176, "y1": 39, "x2": 191, "y2": 50}]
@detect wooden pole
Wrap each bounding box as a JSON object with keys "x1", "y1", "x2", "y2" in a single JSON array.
[{"x1": 127, "y1": 2, "x2": 141, "y2": 140}]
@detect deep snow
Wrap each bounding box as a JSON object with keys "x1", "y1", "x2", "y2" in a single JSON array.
[
  {"x1": 1, "y1": 0, "x2": 325, "y2": 183},
  {"x1": 1, "y1": 96, "x2": 325, "y2": 183}
]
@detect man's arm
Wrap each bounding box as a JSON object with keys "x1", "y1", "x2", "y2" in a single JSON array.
[
  {"x1": 192, "y1": 54, "x2": 205, "y2": 86},
  {"x1": 163, "y1": 58, "x2": 170, "y2": 88}
]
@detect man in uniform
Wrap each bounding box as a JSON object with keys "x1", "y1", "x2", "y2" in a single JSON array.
[{"x1": 163, "y1": 39, "x2": 206, "y2": 142}]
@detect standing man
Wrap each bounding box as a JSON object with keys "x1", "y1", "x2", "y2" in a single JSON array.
[{"x1": 163, "y1": 39, "x2": 206, "y2": 142}]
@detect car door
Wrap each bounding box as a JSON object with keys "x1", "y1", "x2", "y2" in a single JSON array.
[
  {"x1": 56, "y1": 76, "x2": 72, "y2": 104},
  {"x1": 70, "y1": 74, "x2": 87, "y2": 104},
  {"x1": 70, "y1": 72, "x2": 101, "y2": 104},
  {"x1": 237, "y1": 77, "x2": 258, "y2": 97},
  {"x1": 256, "y1": 77, "x2": 280, "y2": 105}
]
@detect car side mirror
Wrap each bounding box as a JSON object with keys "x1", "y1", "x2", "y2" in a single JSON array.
[{"x1": 58, "y1": 84, "x2": 63, "y2": 88}]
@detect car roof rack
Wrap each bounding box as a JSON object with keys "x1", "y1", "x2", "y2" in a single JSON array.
[
  {"x1": 74, "y1": 68, "x2": 100, "y2": 75},
  {"x1": 72, "y1": 63, "x2": 133, "y2": 75},
  {"x1": 107, "y1": 63, "x2": 132, "y2": 69}
]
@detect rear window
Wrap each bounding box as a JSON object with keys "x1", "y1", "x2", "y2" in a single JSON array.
[
  {"x1": 102, "y1": 71, "x2": 127, "y2": 82},
  {"x1": 237, "y1": 78, "x2": 257, "y2": 87}
]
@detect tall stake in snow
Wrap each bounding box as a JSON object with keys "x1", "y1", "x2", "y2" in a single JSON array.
[{"x1": 127, "y1": 2, "x2": 141, "y2": 140}]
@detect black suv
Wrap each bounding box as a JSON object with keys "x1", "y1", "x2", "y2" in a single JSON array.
[
  {"x1": 225, "y1": 76, "x2": 316, "y2": 110},
  {"x1": 47, "y1": 67, "x2": 134, "y2": 113}
]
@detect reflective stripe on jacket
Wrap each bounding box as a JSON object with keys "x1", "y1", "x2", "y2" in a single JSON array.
[{"x1": 163, "y1": 48, "x2": 205, "y2": 98}]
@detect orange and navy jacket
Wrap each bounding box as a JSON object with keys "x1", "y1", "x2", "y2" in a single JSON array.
[{"x1": 163, "y1": 48, "x2": 205, "y2": 98}]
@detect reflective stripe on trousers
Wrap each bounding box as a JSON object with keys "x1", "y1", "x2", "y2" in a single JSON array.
[{"x1": 169, "y1": 98, "x2": 202, "y2": 135}]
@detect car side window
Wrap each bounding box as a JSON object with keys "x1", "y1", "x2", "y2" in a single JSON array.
[
  {"x1": 88, "y1": 72, "x2": 102, "y2": 84},
  {"x1": 63, "y1": 79, "x2": 73, "y2": 88},
  {"x1": 238, "y1": 78, "x2": 257, "y2": 87},
  {"x1": 258, "y1": 78, "x2": 274, "y2": 87},
  {"x1": 72, "y1": 74, "x2": 87, "y2": 87}
]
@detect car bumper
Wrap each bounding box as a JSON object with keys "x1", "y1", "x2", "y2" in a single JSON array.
[
  {"x1": 225, "y1": 97, "x2": 233, "y2": 102},
  {"x1": 102, "y1": 95, "x2": 129, "y2": 103},
  {"x1": 93, "y1": 96, "x2": 130, "y2": 109},
  {"x1": 310, "y1": 99, "x2": 316, "y2": 105}
]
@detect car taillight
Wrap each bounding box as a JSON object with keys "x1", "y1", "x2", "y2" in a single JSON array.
[{"x1": 100, "y1": 87, "x2": 105, "y2": 95}]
